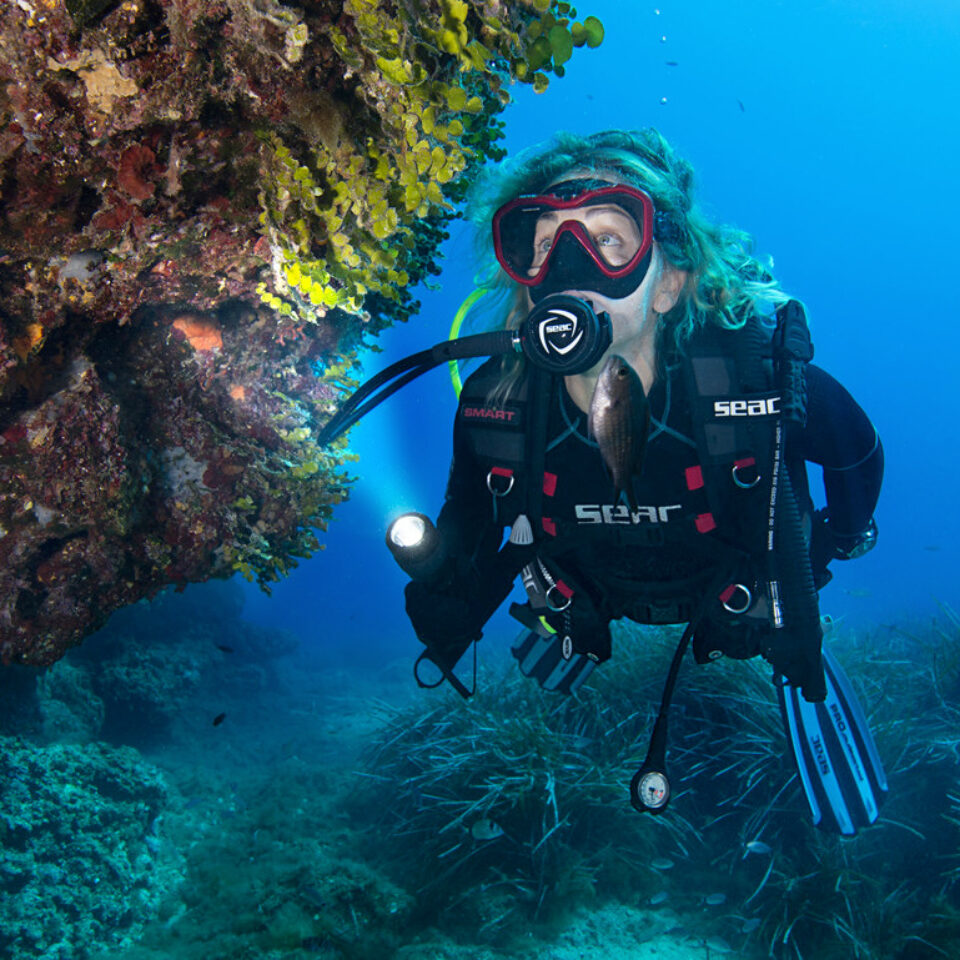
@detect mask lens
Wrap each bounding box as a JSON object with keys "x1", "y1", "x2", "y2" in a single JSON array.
[{"x1": 530, "y1": 200, "x2": 643, "y2": 273}]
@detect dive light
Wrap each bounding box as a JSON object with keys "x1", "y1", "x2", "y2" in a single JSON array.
[{"x1": 386, "y1": 512, "x2": 447, "y2": 583}]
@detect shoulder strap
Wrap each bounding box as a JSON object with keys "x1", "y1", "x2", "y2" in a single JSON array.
[
  {"x1": 523, "y1": 364, "x2": 552, "y2": 542},
  {"x1": 458, "y1": 359, "x2": 529, "y2": 469},
  {"x1": 681, "y1": 313, "x2": 778, "y2": 554}
]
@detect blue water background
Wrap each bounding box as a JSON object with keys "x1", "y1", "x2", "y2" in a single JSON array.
[{"x1": 244, "y1": 0, "x2": 960, "y2": 659}]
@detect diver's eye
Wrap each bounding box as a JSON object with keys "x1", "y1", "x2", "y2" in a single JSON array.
[
  {"x1": 529, "y1": 235, "x2": 553, "y2": 271},
  {"x1": 595, "y1": 231, "x2": 632, "y2": 266}
]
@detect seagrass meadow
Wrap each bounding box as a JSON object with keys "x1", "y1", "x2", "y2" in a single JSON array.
[{"x1": 1, "y1": 585, "x2": 959, "y2": 959}]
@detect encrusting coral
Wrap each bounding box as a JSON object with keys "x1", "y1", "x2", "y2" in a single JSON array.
[{"x1": 0, "y1": 0, "x2": 604, "y2": 665}]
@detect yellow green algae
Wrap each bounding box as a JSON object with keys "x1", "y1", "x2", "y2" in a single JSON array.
[{"x1": 0, "y1": 0, "x2": 605, "y2": 665}]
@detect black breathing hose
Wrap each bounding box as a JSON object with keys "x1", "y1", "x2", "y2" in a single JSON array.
[{"x1": 317, "y1": 330, "x2": 516, "y2": 446}]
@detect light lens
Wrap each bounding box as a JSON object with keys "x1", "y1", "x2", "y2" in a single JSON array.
[{"x1": 389, "y1": 514, "x2": 426, "y2": 549}]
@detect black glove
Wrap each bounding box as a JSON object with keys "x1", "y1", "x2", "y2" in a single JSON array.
[
  {"x1": 763, "y1": 626, "x2": 826, "y2": 702},
  {"x1": 691, "y1": 601, "x2": 826, "y2": 701},
  {"x1": 404, "y1": 580, "x2": 483, "y2": 674}
]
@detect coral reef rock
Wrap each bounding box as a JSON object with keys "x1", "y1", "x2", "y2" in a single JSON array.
[
  {"x1": 0, "y1": 737, "x2": 182, "y2": 960},
  {"x1": 0, "y1": 0, "x2": 603, "y2": 665}
]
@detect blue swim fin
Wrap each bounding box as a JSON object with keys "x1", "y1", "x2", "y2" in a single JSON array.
[{"x1": 777, "y1": 647, "x2": 888, "y2": 836}]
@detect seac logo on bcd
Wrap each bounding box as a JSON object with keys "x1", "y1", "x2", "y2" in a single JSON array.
[
  {"x1": 538, "y1": 308, "x2": 585, "y2": 357},
  {"x1": 713, "y1": 396, "x2": 780, "y2": 417}
]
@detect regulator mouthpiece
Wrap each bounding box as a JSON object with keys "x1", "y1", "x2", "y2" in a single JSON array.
[
  {"x1": 519, "y1": 295, "x2": 612, "y2": 375},
  {"x1": 386, "y1": 512, "x2": 446, "y2": 582}
]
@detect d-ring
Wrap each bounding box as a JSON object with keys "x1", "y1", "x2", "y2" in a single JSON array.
[
  {"x1": 732, "y1": 459, "x2": 760, "y2": 490},
  {"x1": 545, "y1": 584, "x2": 572, "y2": 612},
  {"x1": 486, "y1": 470, "x2": 515, "y2": 496},
  {"x1": 721, "y1": 583, "x2": 753, "y2": 614}
]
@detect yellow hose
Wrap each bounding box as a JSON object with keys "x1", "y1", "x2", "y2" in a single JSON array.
[{"x1": 447, "y1": 287, "x2": 488, "y2": 398}]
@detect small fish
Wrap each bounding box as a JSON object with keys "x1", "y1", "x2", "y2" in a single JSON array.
[
  {"x1": 843, "y1": 587, "x2": 873, "y2": 599},
  {"x1": 665, "y1": 60, "x2": 679, "y2": 66},
  {"x1": 704, "y1": 893, "x2": 727, "y2": 906},
  {"x1": 651, "y1": 857, "x2": 674, "y2": 870},
  {"x1": 923, "y1": 545, "x2": 941, "y2": 552},
  {"x1": 216, "y1": 644, "x2": 234, "y2": 653},
  {"x1": 470, "y1": 818, "x2": 504, "y2": 841},
  {"x1": 588, "y1": 354, "x2": 650, "y2": 511},
  {"x1": 741, "y1": 918, "x2": 761, "y2": 933},
  {"x1": 212, "y1": 712, "x2": 227, "y2": 726},
  {"x1": 737, "y1": 99, "x2": 746, "y2": 112},
  {"x1": 744, "y1": 840, "x2": 772, "y2": 857},
  {"x1": 647, "y1": 891, "x2": 669, "y2": 905}
]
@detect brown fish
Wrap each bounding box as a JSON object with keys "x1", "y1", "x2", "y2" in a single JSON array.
[{"x1": 587, "y1": 354, "x2": 650, "y2": 510}]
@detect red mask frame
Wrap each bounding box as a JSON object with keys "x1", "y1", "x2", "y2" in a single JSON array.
[{"x1": 492, "y1": 183, "x2": 656, "y2": 288}]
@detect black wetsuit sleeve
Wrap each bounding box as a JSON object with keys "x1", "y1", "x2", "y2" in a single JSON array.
[{"x1": 794, "y1": 364, "x2": 883, "y2": 537}]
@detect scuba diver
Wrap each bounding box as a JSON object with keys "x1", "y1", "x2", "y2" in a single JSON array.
[{"x1": 320, "y1": 129, "x2": 886, "y2": 835}]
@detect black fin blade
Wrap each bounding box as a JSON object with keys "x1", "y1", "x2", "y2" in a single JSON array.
[{"x1": 777, "y1": 648, "x2": 887, "y2": 835}]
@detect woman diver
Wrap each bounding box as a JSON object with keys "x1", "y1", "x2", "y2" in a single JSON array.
[{"x1": 394, "y1": 128, "x2": 885, "y2": 833}]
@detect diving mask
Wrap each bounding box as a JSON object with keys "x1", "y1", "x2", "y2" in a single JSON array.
[{"x1": 493, "y1": 179, "x2": 656, "y2": 303}]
